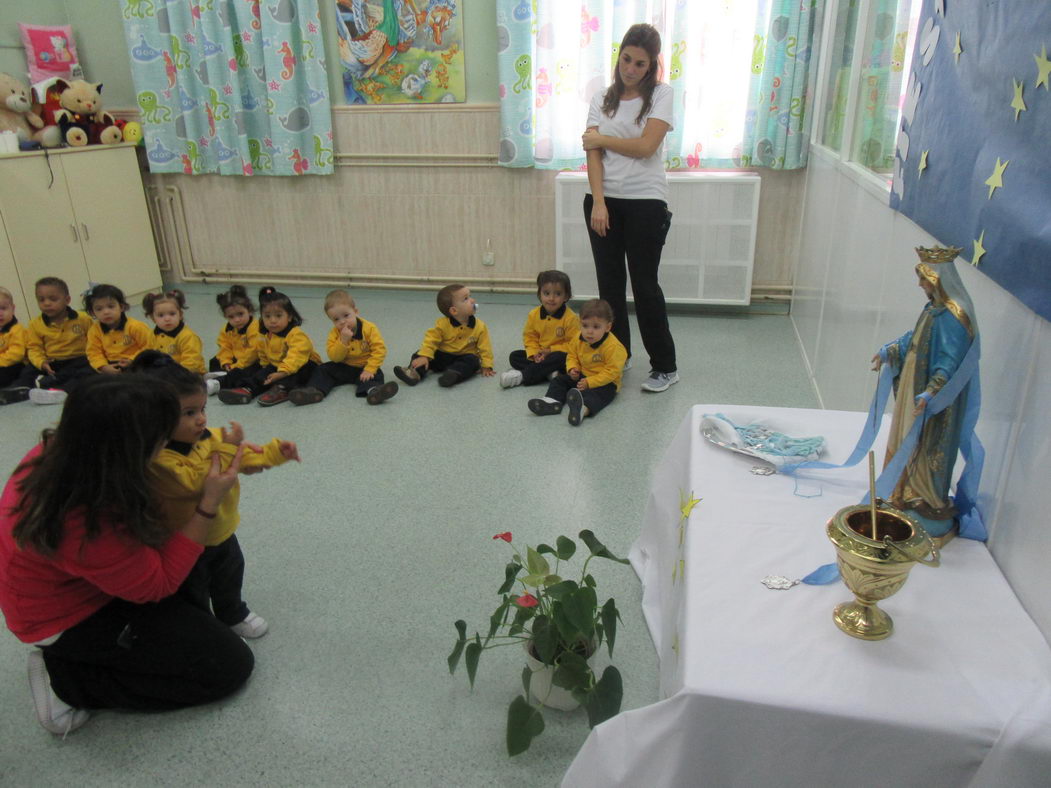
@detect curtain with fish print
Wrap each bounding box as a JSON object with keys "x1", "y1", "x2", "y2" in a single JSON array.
[
  {"x1": 741, "y1": 0, "x2": 825, "y2": 170},
  {"x1": 121, "y1": 0, "x2": 333, "y2": 176}
]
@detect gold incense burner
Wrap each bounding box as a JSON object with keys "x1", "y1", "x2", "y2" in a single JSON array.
[{"x1": 826, "y1": 501, "x2": 939, "y2": 640}]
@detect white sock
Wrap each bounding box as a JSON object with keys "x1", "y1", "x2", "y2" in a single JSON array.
[{"x1": 542, "y1": 397, "x2": 559, "y2": 404}]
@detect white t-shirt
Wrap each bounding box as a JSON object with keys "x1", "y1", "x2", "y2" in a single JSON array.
[{"x1": 586, "y1": 82, "x2": 674, "y2": 202}]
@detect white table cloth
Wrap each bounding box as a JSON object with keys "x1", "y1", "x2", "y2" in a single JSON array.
[{"x1": 564, "y1": 405, "x2": 1051, "y2": 787}]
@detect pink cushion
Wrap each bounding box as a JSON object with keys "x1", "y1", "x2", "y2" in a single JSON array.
[{"x1": 19, "y1": 23, "x2": 80, "y2": 83}]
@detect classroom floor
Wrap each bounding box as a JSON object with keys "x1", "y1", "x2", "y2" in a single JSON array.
[{"x1": 0, "y1": 284, "x2": 816, "y2": 787}]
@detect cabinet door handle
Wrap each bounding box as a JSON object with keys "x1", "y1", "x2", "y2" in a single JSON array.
[
  {"x1": 81, "y1": 223, "x2": 90, "y2": 241},
  {"x1": 70, "y1": 224, "x2": 79, "y2": 242}
]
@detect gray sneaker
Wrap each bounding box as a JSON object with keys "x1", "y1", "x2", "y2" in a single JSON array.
[{"x1": 641, "y1": 370, "x2": 679, "y2": 393}]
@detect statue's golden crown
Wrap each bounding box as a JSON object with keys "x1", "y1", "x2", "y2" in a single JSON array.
[{"x1": 914, "y1": 245, "x2": 962, "y2": 264}]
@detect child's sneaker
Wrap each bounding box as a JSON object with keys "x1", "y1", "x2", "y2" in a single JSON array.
[
  {"x1": 230, "y1": 612, "x2": 268, "y2": 639},
  {"x1": 218, "y1": 387, "x2": 253, "y2": 405},
  {"x1": 393, "y1": 365, "x2": 420, "y2": 386},
  {"x1": 29, "y1": 388, "x2": 67, "y2": 406},
  {"x1": 27, "y1": 650, "x2": 90, "y2": 736},
  {"x1": 203, "y1": 371, "x2": 227, "y2": 381},
  {"x1": 500, "y1": 369, "x2": 523, "y2": 388},
  {"x1": 205, "y1": 378, "x2": 220, "y2": 396},
  {"x1": 438, "y1": 370, "x2": 461, "y2": 388},
  {"x1": 566, "y1": 388, "x2": 585, "y2": 426},
  {"x1": 366, "y1": 380, "x2": 399, "y2": 405},
  {"x1": 528, "y1": 397, "x2": 563, "y2": 416},
  {"x1": 289, "y1": 386, "x2": 324, "y2": 406},
  {"x1": 258, "y1": 386, "x2": 289, "y2": 407},
  {"x1": 0, "y1": 386, "x2": 30, "y2": 405}
]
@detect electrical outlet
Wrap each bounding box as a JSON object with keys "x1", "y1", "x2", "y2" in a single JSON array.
[{"x1": 483, "y1": 250, "x2": 495, "y2": 266}]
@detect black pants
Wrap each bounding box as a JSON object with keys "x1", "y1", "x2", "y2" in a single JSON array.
[
  {"x1": 304, "y1": 361, "x2": 386, "y2": 397},
  {"x1": 178, "y1": 534, "x2": 250, "y2": 626},
  {"x1": 508, "y1": 350, "x2": 567, "y2": 385},
  {"x1": 584, "y1": 194, "x2": 677, "y2": 373},
  {"x1": 241, "y1": 362, "x2": 317, "y2": 397},
  {"x1": 545, "y1": 374, "x2": 617, "y2": 418},
  {"x1": 412, "y1": 350, "x2": 480, "y2": 383},
  {"x1": 12, "y1": 356, "x2": 94, "y2": 391},
  {"x1": 216, "y1": 363, "x2": 256, "y2": 390},
  {"x1": 0, "y1": 363, "x2": 24, "y2": 388},
  {"x1": 40, "y1": 596, "x2": 254, "y2": 711}
]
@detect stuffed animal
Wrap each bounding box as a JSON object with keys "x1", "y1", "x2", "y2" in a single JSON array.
[
  {"x1": 39, "y1": 79, "x2": 121, "y2": 147},
  {"x1": 0, "y1": 72, "x2": 60, "y2": 148}
]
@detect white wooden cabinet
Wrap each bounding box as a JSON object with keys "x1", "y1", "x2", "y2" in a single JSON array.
[{"x1": 0, "y1": 144, "x2": 161, "y2": 316}]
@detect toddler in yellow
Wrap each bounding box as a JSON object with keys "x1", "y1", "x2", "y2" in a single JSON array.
[
  {"x1": 143, "y1": 289, "x2": 209, "y2": 377},
  {"x1": 131, "y1": 351, "x2": 300, "y2": 638},
  {"x1": 501, "y1": 270, "x2": 580, "y2": 389},
  {"x1": 0, "y1": 286, "x2": 27, "y2": 392},
  {"x1": 393, "y1": 283, "x2": 494, "y2": 388},
  {"x1": 83, "y1": 283, "x2": 152, "y2": 374},
  {"x1": 210, "y1": 285, "x2": 261, "y2": 392},
  {"x1": 289, "y1": 289, "x2": 399, "y2": 406}
]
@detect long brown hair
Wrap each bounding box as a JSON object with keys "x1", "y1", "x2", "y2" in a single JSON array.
[
  {"x1": 13, "y1": 376, "x2": 179, "y2": 555},
  {"x1": 602, "y1": 23, "x2": 663, "y2": 125}
]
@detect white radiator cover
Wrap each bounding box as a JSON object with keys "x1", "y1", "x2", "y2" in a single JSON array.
[{"x1": 555, "y1": 171, "x2": 760, "y2": 305}]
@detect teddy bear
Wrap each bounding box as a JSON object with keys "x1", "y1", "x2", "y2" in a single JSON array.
[
  {"x1": 38, "y1": 79, "x2": 121, "y2": 147},
  {"x1": 0, "y1": 72, "x2": 61, "y2": 148}
]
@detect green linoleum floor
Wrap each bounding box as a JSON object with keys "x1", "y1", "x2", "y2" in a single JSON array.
[{"x1": 0, "y1": 285, "x2": 816, "y2": 787}]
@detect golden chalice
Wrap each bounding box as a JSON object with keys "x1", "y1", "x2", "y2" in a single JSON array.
[{"x1": 826, "y1": 500, "x2": 939, "y2": 640}]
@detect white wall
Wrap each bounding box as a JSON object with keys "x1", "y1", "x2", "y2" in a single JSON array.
[{"x1": 793, "y1": 145, "x2": 1051, "y2": 643}]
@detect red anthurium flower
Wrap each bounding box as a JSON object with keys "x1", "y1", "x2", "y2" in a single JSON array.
[
  {"x1": 493, "y1": 532, "x2": 512, "y2": 542},
  {"x1": 514, "y1": 594, "x2": 539, "y2": 608}
]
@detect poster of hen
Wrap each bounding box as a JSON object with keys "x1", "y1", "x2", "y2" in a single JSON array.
[{"x1": 335, "y1": 0, "x2": 464, "y2": 104}]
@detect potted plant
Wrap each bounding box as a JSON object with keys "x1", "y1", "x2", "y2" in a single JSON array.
[{"x1": 447, "y1": 529, "x2": 630, "y2": 755}]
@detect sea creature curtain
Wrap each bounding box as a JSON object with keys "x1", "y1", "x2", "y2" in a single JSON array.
[
  {"x1": 121, "y1": 0, "x2": 334, "y2": 176},
  {"x1": 496, "y1": 1, "x2": 762, "y2": 170},
  {"x1": 741, "y1": 0, "x2": 825, "y2": 170}
]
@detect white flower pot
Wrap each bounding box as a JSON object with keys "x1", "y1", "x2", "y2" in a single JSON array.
[{"x1": 523, "y1": 642, "x2": 591, "y2": 712}]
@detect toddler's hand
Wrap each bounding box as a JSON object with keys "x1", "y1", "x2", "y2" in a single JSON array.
[
  {"x1": 481, "y1": 367, "x2": 495, "y2": 377},
  {"x1": 568, "y1": 368, "x2": 581, "y2": 380},
  {"x1": 99, "y1": 364, "x2": 121, "y2": 375},
  {"x1": 42, "y1": 362, "x2": 55, "y2": 376},
  {"x1": 264, "y1": 371, "x2": 288, "y2": 386},
  {"x1": 115, "y1": 359, "x2": 132, "y2": 369},
  {"x1": 870, "y1": 353, "x2": 882, "y2": 372},
  {"x1": 221, "y1": 421, "x2": 244, "y2": 445},
  {"x1": 359, "y1": 370, "x2": 375, "y2": 382},
  {"x1": 410, "y1": 356, "x2": 429, "y2": 371},
  {"x1": 577, "y1": 377, "x2": 590, "y2": 390},
  {"x1": 279, "y1": 441, "x2": 300, "y2": 462},
  {"x1": 533, "y1": 349, "x2": 549, "y2": 362},
  {"x1": 222, "y1": 363, "x2": 233, "y2": 372},
  {"x1": 339, "y1": 324, "x2": 356, "y2": 343}
]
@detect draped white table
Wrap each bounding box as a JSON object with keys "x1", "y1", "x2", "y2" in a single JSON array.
[{"x1": 564, "y1": 405, "x2": 1051, "y2": 787}]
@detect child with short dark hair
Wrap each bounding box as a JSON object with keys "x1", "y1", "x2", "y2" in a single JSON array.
[
  {"x1": 218, "y1": 287, "x2": 320, "y2": 406},
  {"x1": 0, "y1": 287, "x2": 27, "y2": 393},
  {"x1": 129, "y1": 350, "x2": 299, "y2": 639},
  {"x1": 528, "y1": 299, "x2": 627, "y2": 426},
  {"x1": 501, "y1": 270, "x2": 579, "y2": 389},
  {"x1": 393, "y1": 283, "x2": 494, "y2": 387},
  {"x1": 0, "y1": 277, "x2": 94, "y2": 406},
  {"x1": 84, "y1": 284, "x2": 152, "y2": 375},
  {"x1": 210, "y1": 286, "x2": 261, "y2": 391},
  {"x1": 290, "y1": 289, "x2": 398, "y2": 406},
  {"x1": 143, "y1": 289, "x2": 207, "y2": 376}
]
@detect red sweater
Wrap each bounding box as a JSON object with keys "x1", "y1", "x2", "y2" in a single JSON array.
[{"x1": 0, "y1": 445, "x2": 203, "y2": 643}]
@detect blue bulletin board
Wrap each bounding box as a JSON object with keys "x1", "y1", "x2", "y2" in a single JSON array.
[{"x1": 889, "y1": 1, "x2": 1051, "y2": 322}]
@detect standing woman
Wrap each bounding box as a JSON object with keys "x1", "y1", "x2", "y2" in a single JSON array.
[
  {"x1": 582, "y1": 23, "x2": 678, "y2": 393},
  {"x1": 0, "y1": 375, "x2": 252, "y2": 735}
]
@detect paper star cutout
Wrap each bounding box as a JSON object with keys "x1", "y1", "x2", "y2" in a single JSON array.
[
  {"x1": 1011, "y1": 79, "x2": 1027, "y2": 120},
  {"x1": 918, "y1": 149, "x2": 929, "y2": 175},
  {"x1": 679, "y1": 489, "x2": 702, "y2": 521},
  {"x1": 972, "y1": 231, "x2": 986, "y2": 266},
  {"x1": 1036, "y1": 46, "x2": 1051, "y2": 90},
  {"x1": 985, "y1": 158, "x2": 1009, "y2": 198},
  {"x1": 953, "y1": 32, "x2": 962, "y2": 63}
]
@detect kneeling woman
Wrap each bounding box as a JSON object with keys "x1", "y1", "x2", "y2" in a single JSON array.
[{"x1": 0, "y1": 375, "x2": 253, "y2": 735}]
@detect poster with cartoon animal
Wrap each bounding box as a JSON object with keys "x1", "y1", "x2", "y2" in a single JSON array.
[{"x1": 335, "y1": 0, "x2": 465, "y2": 104}]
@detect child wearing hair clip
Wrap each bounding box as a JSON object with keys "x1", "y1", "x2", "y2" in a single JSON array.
[
  {"x1": 218, "y1": 287, "x2": 320, "y2": 406},
  {"x1": 210, "y1": 285, "x2": 261, "y2": 392},
  {"x1": 84, "y1": 284, "x2": 152, "y2": 375},
  {"x1": 143, "y1": 290, "x2": 215, "y2": 394}
]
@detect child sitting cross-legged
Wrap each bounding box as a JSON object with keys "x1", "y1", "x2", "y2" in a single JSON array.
[
  {"x1": 528, "y1": 298, "x2": 627, "y2": 426},
  {"x1": 393, "y1": 283, "x2": 495, "y2": 388},
  {"x1": 500, "y1": 270, "x2": 579, "y2": 389},
  {"x1": 289, "y1": 289, "x2": 398, "y2": 406},
  {"x1": 129, "y1": 350, "x2": 300, "y2": 639},
  {"x1": 84, "y1": 284, "x2": 153, "y2": 375}
]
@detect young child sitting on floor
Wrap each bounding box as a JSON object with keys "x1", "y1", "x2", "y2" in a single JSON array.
[
  {"x1": 528, "y1": 299, "x2": 627, "y2": 426},
  {"x1": 210, "y1": 285, "x2": 262, "y2": 391},
  {"x1": 84, "y1": 284, "x2": 152, "y2": 375},
  {"x1": 143, "y1": 289, "x2": 208, "y2": 374},
  {"x1": 500, "y1": 270, "x2": 579, "y2": 389},
  {"x1": 289, "y1": 289, "x2": 398, "y2": 406},
  {"x1": 393, "y1": 283, "x2": 494, "y2": 387},
  {"x1": 0, "y1": 287, "x2": 27, "y2": 394},
  {"x1": 130, "y1": 350, "x2": 300, "y2": 639}
]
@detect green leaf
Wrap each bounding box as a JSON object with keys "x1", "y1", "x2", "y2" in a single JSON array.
[
  {"x1": 562, "y1": 586, "x2": 598, "y2": 640},
  {"x1": 536, "y1": 543, "x2": 556, "y2": 556},
  {"x1": 520, "y1": 573, "x2": 547, "y2": 588},
  {"x1": 601, "y1": 598, "x2": 619, "y2": 657},
  {"x1": 551, "y1": 650, "x2": 590, "y2": 691},
  {"x1": 544, "y1": 579, "x2": 578, "y2": 601},
  {"x1": 447, "y1": 620, "x2": 467, "y2": 674},
  {"x1": 521, "y1": 665, "x2": 532, "y2": 696},
  {"x1": 551, "y1": 602, "x2": 579, "y2": 646},
  {"x1": 497, "y1": 562, "x2": 522, "y2": 595},
  {"x1": 583, "y1": 574, "x2": 597, "y2": 588},
  {"x1": 555, "y1": 535, "x2": 577, "y2": 560},
  {"x1": 532, "y1": 615, "x2": 557, "y2": 665},
  {"x1": 486, "y1": 596, "x2": 512, "y2": 645},
  {"x1": 506, "y1": 695, "x2": 545, "y2": 756},
  {"x1": 579, "y1": 530, "x2": 630, "y2": 564},
  {"x1": 526, "y1": 547, "x2": 551, "y2": 576},
  {"x1": 464, "y1": 635, "x2": 482, "y2": 689},
  {"x1": 584, "y1": 666, "x2": 623, "y2": 728},
  {"x1": 508, "y1": 604, "x2": 534, "y2": 636}
]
